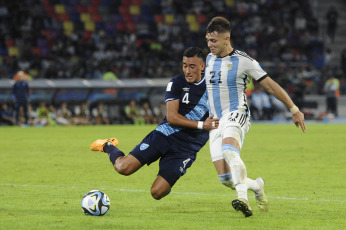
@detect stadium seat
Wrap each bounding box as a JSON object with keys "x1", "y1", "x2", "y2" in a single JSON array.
[
  {"x1": 32, "y1": 47, "x2": 41, "y2": 56},
  {"x1": 111, "y1": 14, "x2": 123, "y2": 23},
  {"x1": 5, "y1": 39, "x2": 14, "y2": 47},
  {"x1": 186, "y1": 14, "x2": 196, "y2": 24},
  {"x1": 119, "y1": 6, "x2": 129, "y2": 15},
  {"x1": 66, "y1": 5, "x2": 76, "y2": 14},
  {"x1": 77, "y1": 5, "x2": 87, "y2": 13},
  {"x1": 116, "y1": 22, "x2": 126, "y2": 32},
  {"x1": 154, "y1": 14, "x2": 164, "y2": 23},
  {"x1": 63, "y1": 21, "x2": 74, "y2": 33},
  {"x1": 37, "y1": 38, "x2": 48, "y2": 48},
  {"x1": 101, "y1": 0, "x2": 110, "y2": 5},
  {"x1": 58, "y1": 13, "x2": 70, "y2": 21},
  {"x1": 84, "y1": 21, "x2": 95, "y2": 31},
  {"x1": 129, "y1": 5, "x2": 140, "y2": 15},
  {"x1": 127, "y1": 22, "x2": 136, "y2": 32},
  {"x1": 83, "y1": 31, "x2": 93, "y2": 40},
  {"x1": 122, "y1": 0, "x2": 131, "y2": 6},
  {"x1": 189, "y1": 22, "x2": 199, "y2": 32},
  {"x1": 80, "y1": 13, "x2": 91, "y2": 22},
  {"x1": 41, "y1": 47, "x2": 49, "y2": 57},
  {"x1": 41, "y1": 30, "x2": 52, "y2": 38},
  {"x1": 54, "y1": 4, "x2": 66, "y2": 14},
  {"x1": 197, "y1": 14, "x2": 206, "y2": 24},
  {"x1": 225, "y1": 0, "x2": 235, "y2": 7},
  {"x1": 123, "y1": 14, "x2": 133, "y2": 22},
  {"x1": 132, "y1": 0, "x2": 142, "y2": 6},
  {"x1": 70, "y1": 13, "x2": 80, "y2": 22},
  {"x1": 69, "y1": 0, "x2": 79, "y2": 5},
  {"x1": 0, "y1": 48, "x2": 8, "y2": 56},
  {"x1": 164, "y1": 14, "x2": 174, "y2": 24},
  {"x1": 91, "y1": 0, "x2": 101, "y2": 5},
  {"x1": 91, "y1": 13, "x2": 102, "y2": 22},
  {"x1": 95, "y1": 22, "x2": 105, "y2": 30},
  {"x1": 8, "y1": 47, "x2": 19, "y2": 56},
  {"x1": 88, "y1": 5, "x2": 98, "y2": 14}
]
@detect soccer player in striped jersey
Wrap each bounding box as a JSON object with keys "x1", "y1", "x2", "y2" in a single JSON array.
[
  {"x1": 205, "y1": 17, "x2": 306, "y2": 217},
  {"x1": 90, "y1": 47, "x2": 219, "y2": 200}
]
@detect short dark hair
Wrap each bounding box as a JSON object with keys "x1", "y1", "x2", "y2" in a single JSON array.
[
  {"x1": 183, "y1": 47, "x2": 204, "y2": 60},
  {"x1": 206, "y1": 17, "x2": 231, "y2": 35}
]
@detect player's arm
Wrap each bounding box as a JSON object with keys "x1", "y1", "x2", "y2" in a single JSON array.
[
  {"x1": 259, "y1": 76, "x2": 306, "y2": 133},
  {"x1": 166, "y1": 99, "x2": 218, "y2": 131}
]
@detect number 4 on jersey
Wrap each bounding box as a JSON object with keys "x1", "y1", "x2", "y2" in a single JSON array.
[{"x1": 182, "y1": 93, "x2": 190, "y2": 104}]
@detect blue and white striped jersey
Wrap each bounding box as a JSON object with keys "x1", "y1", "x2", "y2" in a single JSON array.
[
  {"x1": 155, "y1": 74, "x2": 209, "y2": 151},
  {"x1": 205, "y1": 49, "x2": 268, "y2": 118}
]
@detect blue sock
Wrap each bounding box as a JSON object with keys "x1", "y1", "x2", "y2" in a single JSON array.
[{"x1": 103, "y1": 143, "x2": 125, "y2": 165}]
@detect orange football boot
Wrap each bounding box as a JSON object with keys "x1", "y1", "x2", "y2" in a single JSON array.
[{"x1": 90, "y1": 138, "x2": 119, "y2": 152}]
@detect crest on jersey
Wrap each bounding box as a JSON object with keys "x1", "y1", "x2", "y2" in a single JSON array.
[
  {"x1": 227, "y1": 63, "x2": 233, "y2": 70},
  {"x1": 182, "y1": 87, "x2": 190, "y2": 92},
  {"x1": 140, "y1": 143, "x2": 149, "y2": 150}
]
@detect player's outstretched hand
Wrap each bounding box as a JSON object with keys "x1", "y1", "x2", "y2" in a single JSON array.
[
  {"x1": 292, "y1": 110, "x2": 306, "y2": 133},
  {"x1": 203, "y1": 115, "x2": 220, "y2": 130}
]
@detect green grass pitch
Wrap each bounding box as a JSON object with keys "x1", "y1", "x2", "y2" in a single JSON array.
[{"x1": 0, "y1": 124, "x2": 345, "y2": 229}]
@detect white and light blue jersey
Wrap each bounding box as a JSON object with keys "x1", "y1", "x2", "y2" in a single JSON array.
[{"x1": 205, "y1": 49, "x2": 268, "y2": 118}]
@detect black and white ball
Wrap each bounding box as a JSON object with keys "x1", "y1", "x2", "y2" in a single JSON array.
[{"x1": 81, "y1": 190, "x2": 110, "y2": 216}]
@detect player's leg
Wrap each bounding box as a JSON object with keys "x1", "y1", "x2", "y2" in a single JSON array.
[
  {"x1": 210, "y1": 127, "x2": 267, "y2": 212},
  {"x1": 210, "y1": 129, "x2": 258, "y2": 192},
  {"x1": 214, "y1": 159, "x2": 260, "y2": 192},
  {"x1": 151, "y1": 150, "x2": 195, "y2": 200},
  {"x1": 14, "y1": 103, "x2": 20, "y2": 125},
  {"x1": 23, "y1": 103, "x2": 28, "y2": 125},
  {"x1": 150, "y1": 176, "x2": 171, "y2": 200},
  {"x1": 90, "y1": 137, "x2": 143, "y2": 174}
]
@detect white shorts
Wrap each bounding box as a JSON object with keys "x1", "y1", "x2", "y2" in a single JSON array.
[{"x1": 209, "y1": 111, "x2": 250, "y2": 162}]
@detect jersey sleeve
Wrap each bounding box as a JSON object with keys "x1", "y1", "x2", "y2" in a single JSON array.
[
  {"x1": 165, "y1": 76, "x2": 181, "y2": 102},
  {"x1": 244, "y1": 59, "x2": 268, "y2": 82}
]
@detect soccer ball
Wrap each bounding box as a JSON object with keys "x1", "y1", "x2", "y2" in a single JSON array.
[{"x1": 81, "y1": 190, "x2": 110, "y2": 216}]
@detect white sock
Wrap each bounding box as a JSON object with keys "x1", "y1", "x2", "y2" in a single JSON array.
[
  {"x1": 223, "y1": 146, "x2": 248, "y2": 200},
  {"x1": 247, "y1": 178, "x2": 260, "y2": 193}
]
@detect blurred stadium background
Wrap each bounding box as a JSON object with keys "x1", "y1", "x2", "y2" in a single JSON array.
[{"x1": 0, "y1": 0, "x2": 346, "y2": 125}]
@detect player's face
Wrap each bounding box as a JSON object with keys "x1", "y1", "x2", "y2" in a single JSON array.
[
  {"x1": 206, "y1": 32, "x2": 230, "y2": 57},
  {"x1": 182, "y1": 56, "x2": 205, "y2": 83}
]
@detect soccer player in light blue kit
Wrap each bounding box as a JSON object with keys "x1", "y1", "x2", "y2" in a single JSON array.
[
  {"x1": 205, "y1": 17, "x2": 306, "y2": 217},
  {"x1": 90, "y1": 47, "x2": 219, "y2": 200}
]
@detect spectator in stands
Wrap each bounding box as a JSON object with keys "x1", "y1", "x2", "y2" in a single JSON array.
[
  {"x1": 0, "y1": 103, "x2": 14, "y2": 126},
  {"x1": 325, "y1": 5, "x2": 339, "y2": 43},
  {"x1": 92, "y1": 103, "x2": 110, "y2": 125},
  {"x1": 27, "y1": 104, "x2": 39, "y2": 126},
  {"x1": 153, "y1": 102, "x2": 166, "y2": 123},
  {"x1": 124, "y1": 99, "x2": 145, "y2": 125},
  {"x1": 139, "y1": 101, "x2": 156, "y2": 124},
  {"x1": 12, "y1": 71, "x2": 29, "y2": 125},
  {"x1": 324, "y1": 75, "x2": 340, "y2": 116},
  {"x1": 36, "y1": 102, "x2": 53, "y2": 126},
  {"x1": 249, "y1": 87, "x2": 262, "y2": 121},
  {"x1": 56, "y1": 102, "x2": 73, "y2": 126},
  {"x1": 74, "y1": 103, "x2": 91, "y2": 125}
]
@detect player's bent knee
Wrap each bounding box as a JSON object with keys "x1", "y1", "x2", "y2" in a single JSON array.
[
  {"x1": 114, "y1": 156, "x2": 141, "y2": 175},
  {"x1": 150, "y1": 187, "x2": 170, "y2": 200},
  {"x1": 114, "y1": 161, "x2": 133, "y2": 175}
]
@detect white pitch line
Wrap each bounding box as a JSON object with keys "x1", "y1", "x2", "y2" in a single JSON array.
[{"x1": 1, "y1": 183, "x2": 345, "y2": 203}]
